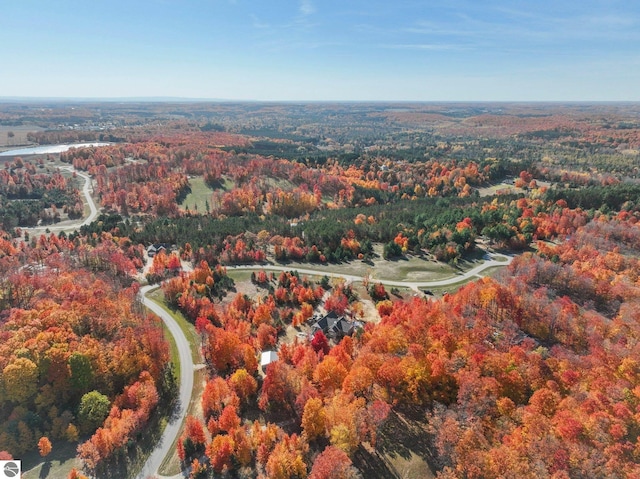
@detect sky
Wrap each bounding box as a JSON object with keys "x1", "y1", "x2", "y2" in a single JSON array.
[{"x1": 1, "y1": 0, "x2": 639, "y2": 101}]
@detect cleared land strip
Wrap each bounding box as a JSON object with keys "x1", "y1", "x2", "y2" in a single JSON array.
[{"x1": 227, "y1": 254, "x2": 513, "y2": 292}]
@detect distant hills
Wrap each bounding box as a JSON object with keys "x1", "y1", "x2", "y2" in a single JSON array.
[{"x1": 0, "y1": 96, "x2": 238, "y2": 103}]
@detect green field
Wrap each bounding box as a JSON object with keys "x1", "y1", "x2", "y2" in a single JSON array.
[
  {"x1": 279, "y1": 249, "x2": 463, "y2": 283},
  {"x1": 180, "y1": 176, "x2": 215, "y2": 213},
  {"x1": 22, "y1": 441, "x2": 81, "y2": 479}
]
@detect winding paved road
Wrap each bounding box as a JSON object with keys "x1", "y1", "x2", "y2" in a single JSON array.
[
  {"x1": 130, "y1": 254, "x2": 512, "y2": 478},
  {"x1": 133, "y1": 253, "x2": 512, "y2": 478},
  {"x1": 227, "y1": 254, "x2": 513, "y2": 291},
  {"x1": 22, "y1": 162, "x2": 194, "y2": 478},
  {"x1": 136, "y1": 285, "x2": 194, "y2": 479},
  {"x1": 64, "y1": 167, "x2": 99, "y2": 228},
  {"x1": 16, "y1": 162, "x2": 513, "y2": 478},
  {"x1": 24, "y1": 165, "x2": 99, "y2": 233}
]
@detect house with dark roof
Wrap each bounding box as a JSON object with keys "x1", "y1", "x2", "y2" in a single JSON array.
[
  {"x1": 310, "y1": 311, "x2": 354, "y2": 339},
  {"x1": 147, "y1": 243, "x2": 172, "y2": 257}
]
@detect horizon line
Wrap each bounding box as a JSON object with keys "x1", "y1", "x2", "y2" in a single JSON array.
[{"x1": 1, "y1": 96, "x2": 640, "y2": 105}]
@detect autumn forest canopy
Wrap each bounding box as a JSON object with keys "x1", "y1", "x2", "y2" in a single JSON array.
[{"x1": 1, "y1": 101, "x2": 640, "y2": 478}]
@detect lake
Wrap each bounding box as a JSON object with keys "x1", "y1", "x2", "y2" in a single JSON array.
[{"x1": 0, "y1": 142, "x2": 111, "y2": 157}]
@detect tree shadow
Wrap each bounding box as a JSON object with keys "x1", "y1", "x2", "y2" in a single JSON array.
[
  {"x1": 39, "y1": 461, "x2": 51, "y2": 479},
  {"x1": 167, "y1": 397, "x2": 183, "y2": 423},
  {"x1": 20, "y1": 440, "x2": 79, "y2": 479},
  {"x1": 352, "y1": 444, "x2": 396, "y2": 479},
  {"x1": 387, "y1": 256, "x2": 409, "y2": 262},
  {"x1": 375, "y1": 410, "x2": 438, "y2": 473}
]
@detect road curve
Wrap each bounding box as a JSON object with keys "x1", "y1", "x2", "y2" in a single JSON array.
[
  {"x1": 134, "y1": 255, "x2": 510, "y2": 477},
  {"x1": 25, "y1": 165, "x2": 99, "y2": 233},
  {"x1": 12, "y1": 157, "x2": 511, "y2": 477},
  {"x1": 69, "y1": 167, "x2": 99, "y2": 228},
  {"x1": 133, "y1": 255, "x2": 511, "y2": 477},
  {"x1": 227, "y1": 254, "x2": 513, "y2": 292},
  {"x1": 136, "y1": 285, "x2": 194, "y2": 479}
]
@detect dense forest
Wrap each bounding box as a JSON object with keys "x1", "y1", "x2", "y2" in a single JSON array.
[
  {"x1": 1, "y1": 102, "x2": 640, "y2": 478},
  {"x1": 0, "y1": 232, "x2": 174, "y2": 477},
  {"x1": 163, "y1": 212, "x2": 640, "y2": 479}
]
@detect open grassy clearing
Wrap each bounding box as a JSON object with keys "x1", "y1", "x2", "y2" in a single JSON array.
[
  {"x1": 385, "y1": 450, "x2": 435, "y2": 479},
  {"x1": 349, "y1": 243, "x2": 488, "y2": 282},
  {"x1": 353, "y1": 412, "x2": 436, "y2": 479},
  {"x1": 374, "y1": 411, "x2": 436, "y2": 479},
  {"x1": 376, "y1": 412, "x2": 435, "y2": 479},
  {"x1": 226, "y1": 269, "x2": 254, "y2": 283},
  {"x1": 0, "y1": 125, "x2": 42, "y2": 149},
  {"x1": 219, "y1": 176, "x2": 235, "y2": 190},
  {"x1": 281, "y1": 254, "x2": 460, "y2": 284},
  {"x1": 479, "y1": 265, "x2": 508, "y2": 277},
  {"x1": 262, "y1": 176, "x2": 295, "y2": 191},
  {"x1": 180, "y1": 174, "x2": 298, "y2": 212},
  {"x1": 181, "y1": 175, "x2": 242, "y2": 212},
  {"x1": 477, "y1": 183, "x2": 524, "y2": 197},
  {"x1": 22, "y1": 440, "x2": 82, "y2": 479},
  {"x1": 477, "y1": 179, "x2": 552, "y2": 198},
  {"x1": 181, "y1": 176, "x2": 215, "y2": 213}
]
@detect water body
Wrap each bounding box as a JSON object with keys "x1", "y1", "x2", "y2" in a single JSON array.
[{"x1": 0, "y1": 142, "x2": 110, "y2": 156}]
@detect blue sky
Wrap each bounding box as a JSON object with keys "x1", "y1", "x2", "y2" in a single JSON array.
[{"x1": 1, "y1": 0, "x2": 639, "y2": 101}]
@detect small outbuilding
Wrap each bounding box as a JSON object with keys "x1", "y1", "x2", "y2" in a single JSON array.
[{"x1": 260, "y1": 350, "x2": 279, "y2": 371}]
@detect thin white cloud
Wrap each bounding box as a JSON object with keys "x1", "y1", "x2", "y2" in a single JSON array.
[
  {"x1": 256, "y1": 38, "x2": 343, "y2": 53},
  {"x1": 251, "y1": 14, "x2": 270, "y2": 29},
  {"x1": 300, "y1": 0, "x2": 316, "y2": 16},
  {"x1": 406, "y1": 9, "x2": 640, "y2": 45},
  {"x1": 381, "y1": 43, "x2": 471, "y2": 51}
]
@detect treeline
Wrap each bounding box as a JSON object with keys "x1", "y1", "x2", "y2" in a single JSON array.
[
  {"x1": 27, "y1": 130, "x2": 101, "y2": 145},
  {"x1": 80, "y1": 193, "x2": 514, "y2": 264},
  {"x1": 79, "y1": 174, "x2": 630, "y2": 270},
  {"x1": 545, "y1": 183, "x2": 640, "y2": 211}
]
